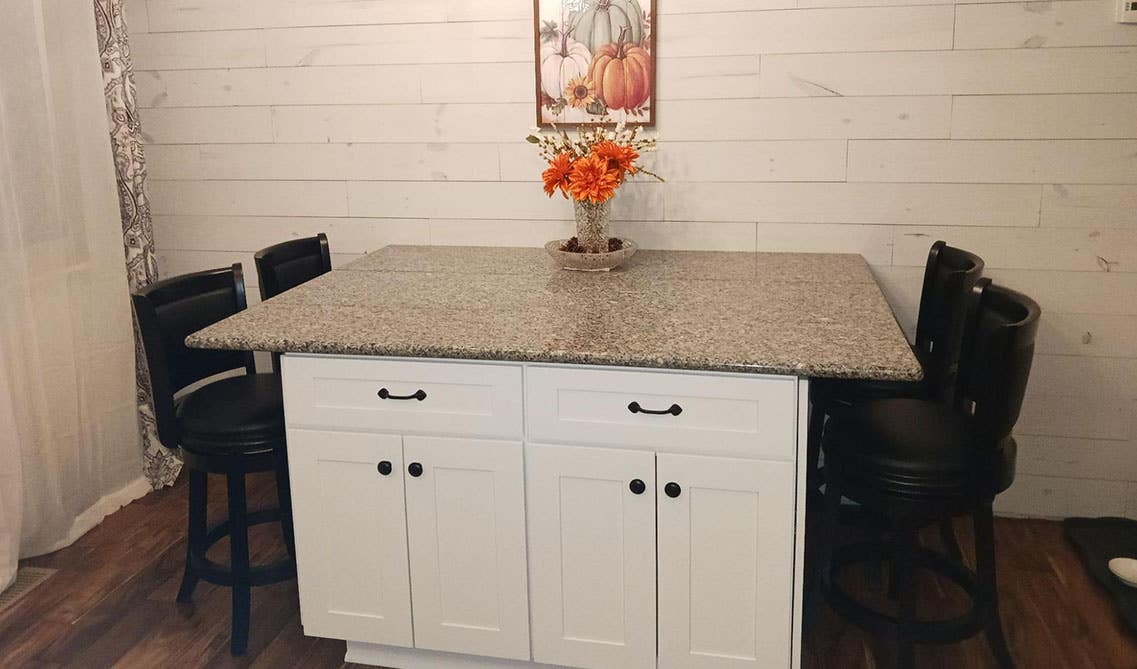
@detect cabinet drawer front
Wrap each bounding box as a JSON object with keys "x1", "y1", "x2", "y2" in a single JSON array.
[
  {"x1": 282, "y1": 355, "x2": 522, "y2": 438},
  {"x1": 525, "y1": 366, "x2": 797, "y2": 459}
]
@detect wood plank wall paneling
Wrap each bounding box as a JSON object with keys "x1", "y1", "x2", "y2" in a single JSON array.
[{"x1": 129, "y1": 0, "x2": 1137, "y2": 519}]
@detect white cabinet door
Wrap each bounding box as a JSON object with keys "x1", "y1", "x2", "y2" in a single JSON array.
[
  {"x1": 286, "y1": 429, "x2": 413, "y2": 646},
  {"x1": 657, "y1": 453, "x2": 795, "y2": 669},
  {"x1": 526, "y1": 443, "x2": 657, "y2": 669},
  {"x1": 402, "y1": 436, "x2": 530, "y2": 661}
]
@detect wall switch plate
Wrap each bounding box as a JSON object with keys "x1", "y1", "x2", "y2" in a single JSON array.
[{"x1": 1120, "y1": 0, "x2": 1137, "y2": 23}]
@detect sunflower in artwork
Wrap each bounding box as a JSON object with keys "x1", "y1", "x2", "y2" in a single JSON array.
[
  {"x1": 567, "y1": 152, "x2": 620, "y2": 204},
  {"x1": 564, "y1": 75, "x2": 597, "y2": 110}
]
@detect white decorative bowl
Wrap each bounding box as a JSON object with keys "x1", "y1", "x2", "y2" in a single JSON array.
[{"x1": 545, "y1": 239, "x2": 638, "y2": 272}]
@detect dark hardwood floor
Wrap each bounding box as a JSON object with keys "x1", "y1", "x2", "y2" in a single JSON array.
[{"x1": 1, "y1": 473, "x2": 1134, "y2": 668}]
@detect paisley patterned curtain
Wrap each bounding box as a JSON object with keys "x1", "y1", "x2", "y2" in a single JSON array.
[{"x1": 93, "y1": 0, "x2": 181, "y2": 488}]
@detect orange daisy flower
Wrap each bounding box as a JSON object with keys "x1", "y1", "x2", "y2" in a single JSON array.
[
  {"x1": 593, "y1": 141, "x2": 640, "y2": 182},
  {"x1": 564, "y1": 76, "x2": 597, "y2": 110},
  {"x1": 568, "y1": 152, "x2": 621, "y2": 204},
  {"x1": 541, "y1": 152, "x2": 573, "y2": 198}
]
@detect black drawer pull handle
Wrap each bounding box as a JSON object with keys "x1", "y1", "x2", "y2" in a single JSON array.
[
  {"x1": 377, "y1": 461, "x2": 392, "y2": 476},
  {"x1": 665, "y1": 482, "x2": 682, "y2": 498},
  {"x1": 378, "y1": 388, "x2": 427, "y2": 401},
  {"x1": 408, "y1": 462, "x2": 423, "y2": 477},
  {"x1": 628, "y1": 401, "x2": 682, "y2": 416},
  {"x1": 629, "y1": 479, "x2": 646, "y2": 495}
]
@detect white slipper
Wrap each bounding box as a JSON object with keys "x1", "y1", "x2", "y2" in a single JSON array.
[{"x1": 1108, "y1": 557, "x2": 1137, "y2": 588}]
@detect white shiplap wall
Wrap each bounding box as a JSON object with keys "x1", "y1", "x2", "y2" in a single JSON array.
[{"x1": 128, "y1": 0, "x2": 1137, "y2": 518}]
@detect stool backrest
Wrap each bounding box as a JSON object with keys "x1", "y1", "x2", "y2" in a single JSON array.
[
  {"x1": 254, "y1": 233, "x2": 331, "y2": 301},
  {"x1": 914, "y1": 241, "x2": 985, "y2": 398},
  {"x1": 131, "y1": 265, "x2": 256, "y2": 449},
  {"x1": 955, "y1": 278, "x2": 1041, "y2": 447}
]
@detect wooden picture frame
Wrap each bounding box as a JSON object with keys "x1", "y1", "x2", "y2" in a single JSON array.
[{"x1": 533, "y1": 0, "x2": 657, "y2": 127}]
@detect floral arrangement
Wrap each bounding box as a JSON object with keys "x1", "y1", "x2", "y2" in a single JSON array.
[
  {"x1": 526, "y1": 122, "x2": 661, "y2": 205},
  {"x1": 526, "y1": 122, "x2": 662, "y2": 257}
]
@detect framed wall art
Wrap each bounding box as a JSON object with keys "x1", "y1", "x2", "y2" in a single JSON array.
[{"x1": 534, "y1": 0, "x2": 656, "y2": 127}]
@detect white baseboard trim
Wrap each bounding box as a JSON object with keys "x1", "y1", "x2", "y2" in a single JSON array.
[
  {"x1": 24, "y1": 475, "x2": 152, "y2": 558},
  {"x1": 344, "y1": 642, "x2": 566, "y2": 669}
]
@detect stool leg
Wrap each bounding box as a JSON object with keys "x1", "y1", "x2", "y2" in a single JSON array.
[
  {"x1": 805, "y1": 474, "x2": 843, "y2": 629},
  {"x1": 872, "y1": 516, "x2": 898, "y2": 600},
  {"x1": 885, "y1": 535, "x2": 901, "y2": 601},
  {"x1": 975, "y1": 503, "x2": 1014, "y2": 668},
  {"x1": 939, "y1": 517, "x2": 963, "y2": 562},
  {"x1": 274, "y1": 448, "x2": 296, "y2": 558},
  {"x1": 227, "y1": 472, "x2": 251, "y2": 656},
  {"x1": 806, "y1": 402, "x2": 826, "y2": 502},
  {"x1": 176, "y1": 469, "x2": 207, "y2": 603},
  {"x1": 816, "y1": 476, "x2": 843, "y2": 593},
  {"x1": 893, "y1": 525, "x2": 918, "y2": 669}
]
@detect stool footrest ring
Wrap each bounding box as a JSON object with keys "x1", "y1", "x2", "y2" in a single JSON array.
[
  {"x1": 186, "y1": 506, "x2": 297, "y2": 588},
  {"x1": 825, "y1": 540, "x2": 993, "y2": 645}
]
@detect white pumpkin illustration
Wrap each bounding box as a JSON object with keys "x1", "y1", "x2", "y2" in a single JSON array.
[{"x1": 540, "y1": 33, "x2": 592, "y2": 101}]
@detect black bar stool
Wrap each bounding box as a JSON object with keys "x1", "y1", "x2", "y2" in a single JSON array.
[
  {"x1": 131, "y1": 264, "x2": 296, "y2": 656},
  {"x1": 816, "y1": 278, "x2": 1041, "y2": 668},
  {"x1": 254, "y1": 233, "x2": 332, "y2": 372},
  {"x1": 254, "y1": 232, "x2": 331, "y2": 301},
  {"x1": 805, "y1": 241, "x2": 985, "y2": 586},
  {"x1": 808, "y1": 241, "x2": 986, "y2": 495}
]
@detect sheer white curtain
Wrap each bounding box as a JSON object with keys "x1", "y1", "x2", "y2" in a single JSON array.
[{"x1": 0, "y1": 0, "x2": 149, "y2": 591}]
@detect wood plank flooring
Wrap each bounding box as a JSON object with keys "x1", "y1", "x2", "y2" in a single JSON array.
[{"x1": 1, "y1": 472, "x2": 1134, "y2": 668}]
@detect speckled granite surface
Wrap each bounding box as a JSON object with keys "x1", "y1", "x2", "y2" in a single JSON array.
[{"x1": 186, "y1": 246, "x2": 922, "y2": 381}]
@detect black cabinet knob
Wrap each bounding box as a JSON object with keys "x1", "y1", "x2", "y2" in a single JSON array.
[
  {"x1": 377, "y1": 461, "x2": 392, "y2": 476},
  {"x1": 629, "y1": 479, "x2": 646, "y2": 495},
  {"x1": 664, "y1": 482, "x2": 682, "y2": 498},
  {"x1": 408, "y1": 462, "x2": 424, "y2": 477}
]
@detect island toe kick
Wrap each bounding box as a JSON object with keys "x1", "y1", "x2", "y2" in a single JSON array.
[{"x1": 281, "y1": 354, "x2": 810, "y2": 669}]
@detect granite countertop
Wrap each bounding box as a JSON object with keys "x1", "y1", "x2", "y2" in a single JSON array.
[{"x1": 186, "y1": 246, "x2": 923, "y2": 381}]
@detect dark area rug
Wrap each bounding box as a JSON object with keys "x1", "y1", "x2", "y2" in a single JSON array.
[{"x1": 1064, "y1": 517, "x2": 1137, "y2": 636}]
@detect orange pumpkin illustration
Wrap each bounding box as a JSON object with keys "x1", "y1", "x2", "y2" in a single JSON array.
[{"x1": 587, "y1": 27, "x2": 651, "y2": 111}]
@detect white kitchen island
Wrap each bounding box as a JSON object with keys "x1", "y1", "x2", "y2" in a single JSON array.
[{"x1": 187, "y1": 246, "x2": 921, "y2": 669}]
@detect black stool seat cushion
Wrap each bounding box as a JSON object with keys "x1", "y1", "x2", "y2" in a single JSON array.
[
  {"x1": 177, "y1": 373, "x2": 285, "y2": 453},
  {"x1": 825, "y1": 398, "x2": 1015, "y2": 502}
]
